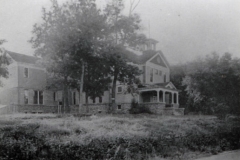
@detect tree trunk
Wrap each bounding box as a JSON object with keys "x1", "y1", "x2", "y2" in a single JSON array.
[
  {"x1": 79, "y1": 61, "x2": 85, "y2": 113},
  {"x1": 63, "y1": 76, "x2": 70, "y2": 113},
  {"x1": 111, "y1": 70, "x2": 118, "y2": 113},
  {"x1": 85, "y1": 91, "x2": 89, "y2": 113}
]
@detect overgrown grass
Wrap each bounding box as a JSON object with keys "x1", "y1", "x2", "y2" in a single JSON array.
[{"x1": 0, "y1": 113, "x2": 239, "y2": 160}]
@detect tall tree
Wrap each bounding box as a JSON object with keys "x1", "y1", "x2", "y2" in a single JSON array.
[
  {"x1": 30, "y1": 0, "x2": 108, "y2": 113},
  {"x1": 0, "y1": 39, "x2": 9, "y2": 87},
  {"x1": 170, "y1": 64, "x2": 188, "y2": 108},
  {"x1": 103, "y1": 0, "x2": 145, "y2": 111},
  {"x1": 182, "y1": 52, "x2": 240, "y2": 115},
  {"x1": 129, "y1": 0, "x2": 141, "y2": 16}
]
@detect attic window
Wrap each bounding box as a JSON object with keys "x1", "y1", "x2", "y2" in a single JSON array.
[{"x1": 24, "y1": 68, "x2": 29, "y2": 78}]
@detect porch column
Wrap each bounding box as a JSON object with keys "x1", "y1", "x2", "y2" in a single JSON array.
[
  {"x1": 171, "y1": 92, "x2": 174, "y2": 104},
  {"x1": 156, "y1": 90, "x2": 159, "y2": 102},
  {"x1": 163, "y1": 91, "x2": 165, "y2": 103}
]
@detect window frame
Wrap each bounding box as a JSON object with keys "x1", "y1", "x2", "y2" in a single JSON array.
[
  {"x1": 99, "y1": 96, "x2": 102, "y2": 103},
  {"x1": 150, "y1": 68, "x2": 153, "y2": 82},
  {"x1": 159, "y1": 70, "x2": 162, "y2": 76},
  {"x1": 24, "y1": 89, "x2": 28, "y2": 104},
  {"x1": 117, "y1": 105, "x2": 122, "y2": 110},
  {"x1": 151, "y1": 96, "x2": 157, "y2": 102},
  {"x1": 34, "y1": 90, "x2": 43, "y2": 105},
  {"x1": 24, "y1": 68, "x2": 29, "y2": 78},
  {"x1": 53, "y1": 92, "x2": 56, "y2": 102},
  {"x1": 117, "y1": 86, "x2": 123, "y2": 93}
]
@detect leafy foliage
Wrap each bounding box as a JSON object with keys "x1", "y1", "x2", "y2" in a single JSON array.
[
  {"x1": 171, "y1": 52, "x2": 240, "y2": 117},
  {"x1": 29, "y1": 0, "x2": 145, "y2": 113},
  {"x1": 0, "y1": 39, "x2": 9, "y2": 87},
  {"x1": 29, "y1": 0, "x2": 110, "y2": 112},
  {"x1": 129, "y1": 99, "x2": 152, "y2": 114},
  {"x1": 102, "y1": 0, "x2": 146, "y2": 110}
]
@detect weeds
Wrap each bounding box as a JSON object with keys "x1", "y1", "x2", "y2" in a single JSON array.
[{"x1": 0, "y1": 114, "x2": 239, "y2": 159}]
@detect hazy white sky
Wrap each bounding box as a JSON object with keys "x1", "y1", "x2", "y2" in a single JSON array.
[{"x1": 0, "y1": 0, "x2": 239, "y2": 64}]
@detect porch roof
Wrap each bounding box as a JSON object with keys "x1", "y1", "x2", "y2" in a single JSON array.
[{"x1": 138, "y1": 82, "x2": 179, "y2": 92}]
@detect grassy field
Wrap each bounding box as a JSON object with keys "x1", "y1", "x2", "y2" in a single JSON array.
[{"x1": 0, "y1": 113, "x2": 239, "y2": 160}]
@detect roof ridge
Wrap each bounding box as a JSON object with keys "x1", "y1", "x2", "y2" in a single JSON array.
[
  {"x1": 6, "y1": 50, "x2": 37, "y2": 58},
  {"x1": 6, "y1": 50, "x2": 40, "y2": 64}
]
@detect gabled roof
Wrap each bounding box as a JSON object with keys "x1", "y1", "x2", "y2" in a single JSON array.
[
  {"x1": 145, "y1": 38, "x2": 159, "y2": 43},
  {"x1": 6, "y1": 51, "x2": 39, "y2": 64},
  {"x1": 125, "y1": 49, "x2": 170, "y2": 67},
  {"x1": 138, "y1": 82, "x2": 178, "y2": 91}
]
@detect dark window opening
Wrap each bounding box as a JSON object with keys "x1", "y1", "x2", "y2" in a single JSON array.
[
  {"x1": 164, "y1": 74, "x2": 166, "y2": 82},
  {"x1": 174, "y1": 93, "x2": 177, "y2": 104},
  {"x1": 34, "y1": 91, "x2": 38, "y2": 104},
  {"x1": 39, "y1": 91, "x2": 43, "y2": 104},
  {"x1": 159, "y1": 91, "x2": 163, "y2": 102},
  {"x1": 117, "y1": 105, "x2": 122, "y2": 110},
  {"x1": 24, "y1": 68, "x2": 29, "y2": 78},
  {"x1": 24, "y1": 90, "x2": 28, "y2": 104},
  {"x1": 150, "y1": 68, "x2": 153, "y2": 82},
  {"x1": 34, "y1": 90, "x2": 43, "y2": 105},
  {"x1": 99, "y1": 96, "x2": 102, "y2": 103},
  {"x1": 117, "y1": 86, "x2": 122, "y2": 93},
  {"x1": 93, "y1": 98, "x2": 95, "y2": 103},
  {"x1": 53, "y1": 92, "x2": 56, "y2": 101},
  {"x1": 73, "y1": 92, "x2": 76, "y2": 105}
]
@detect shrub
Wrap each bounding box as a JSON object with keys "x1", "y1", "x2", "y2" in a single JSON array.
[{"x1": 129, "y1": 99, "x2": 152, "y2": 114}]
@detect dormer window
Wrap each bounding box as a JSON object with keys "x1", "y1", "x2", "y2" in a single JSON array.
[{"x1": 24, "y1": 68, "x2": 29, "y2": 78}]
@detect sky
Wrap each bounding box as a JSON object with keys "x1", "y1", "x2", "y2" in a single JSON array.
[{"x1": 0, "y1": 0, "x2": 240, "y2": 64}]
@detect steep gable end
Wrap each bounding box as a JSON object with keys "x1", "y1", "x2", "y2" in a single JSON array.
[
  {"x1": 165, "y1": 82, "x2": 177, "y2": 90},
  {"x1": 150, "y1": 55, "x2": 167, "y2": 67}
]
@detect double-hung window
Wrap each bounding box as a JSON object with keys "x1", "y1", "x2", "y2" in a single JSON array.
[
  {"x1": 34, "y1": 90, "x2": 43, "y2": 105},
  {"x1": 150, "y1": 68, "x2": 153, "y2": 82},
  {"x1": 24, "y1": 90, "x2": 28, "y2": 104},
  {"x1": 24, "y1": 68, "x2": 29, "y2": 78}
]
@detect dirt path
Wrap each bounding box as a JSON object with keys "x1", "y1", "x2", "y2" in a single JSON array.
[{"x1": 195, "y1": 150, "x2": 240, "y2": 160}]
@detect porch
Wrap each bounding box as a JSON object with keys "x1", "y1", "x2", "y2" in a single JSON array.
[{"x1": 138, "y1": 88, "x2": 179, "y2": 108}]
